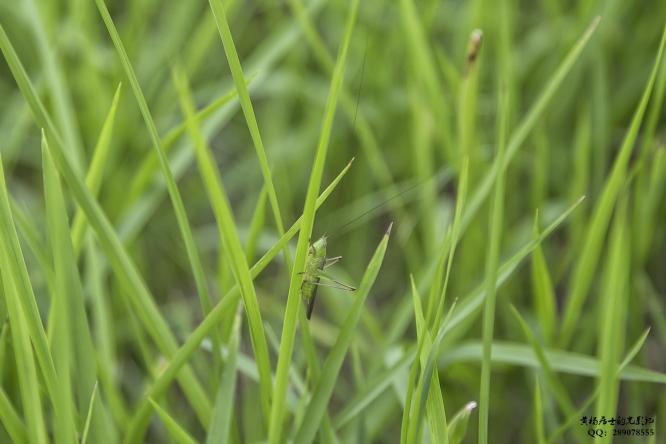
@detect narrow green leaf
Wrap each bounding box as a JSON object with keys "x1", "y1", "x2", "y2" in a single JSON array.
[
  {"x1": 530, "y1": 212, "x2": 557, "y2": 345},
  {"x1": 124, "y1": 158, "x2": 354, "y2": 442},
  {"x1": 269, "y1": 0, "x2": 359, "y2": 441},
  {"x1": 81, "y1": 382, "x2": 99, "y2": 444},
  {"x1": 448, "y1": 401, "x2": 477, "y2": 444},
  {"x1": 546, "y1": 328, "x2": 652, "y2": 443},
  {"x1": 560, "y1": 23, "x2": 666, "y2": 346},
  {"x1": 294, "y1": 224, "x2": 392, "y2": 444},
  {"x1": 42, "y1": 135, "x2": 77, "y2": 444},
  {"x1": 173, "y1": 67, "x2": 272, "y2": 419},
  {"x1": 407, "y1": 276, "x2": 448, "y2": 444},
  {"x1": 594, "y1": 197, "x2": 629, "y2": 440},
  {"x1": 148, "y1": 399, "x2": 198, "y2": 444},
  {"x1": 442, "y1": 196, "x2": 585, "y2": 339},
  {"x1": 206, "y1": 316, "x2": 241, "y2": 444},
  {"x1": 71, "y1": 83, "x2": 123, "y2": 255},
  {"x1": 509, "y1": 305, "x2": 576, "y2": 419},
  {"x1": 207, "y1": 0, "x2": 290, "y2": 268},
  {"x1": 0, "y1": 171, "x2": 48, "y2": 444},
  {"x1": 462, "y1": 17, "x2": 600, "y2": 233},
  {"x1": 1, "y1": 25, "x2": 210, "y2": 434},
  {"x1": 440, "y1": 340, "x2": 666, "y2": 384},
  {"x1": 534, "y1": 379, "x2": 546, "y2": 444},
  {"x1": 91, "y1": 1, "x2": 218, "y2": 428},
  {"x1": 0, "y1": 387, "x2": 28, "y2": 444},
  {"x1": 479, "y1": 85, "x2": 509, "y2": 444}
]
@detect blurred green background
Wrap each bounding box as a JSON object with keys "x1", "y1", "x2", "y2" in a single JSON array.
[{"x1": 0, "y1": 0, "x2": 665, "y2": 443}]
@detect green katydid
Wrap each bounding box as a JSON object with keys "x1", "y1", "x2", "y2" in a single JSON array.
[{"x1": 300, "y1": 235, "x2": 356, "y2": 319}]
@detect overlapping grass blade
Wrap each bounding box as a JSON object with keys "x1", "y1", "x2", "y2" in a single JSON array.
[
  {"x1": 43, "y1": 132, "x2": 113, "y2": 442},
  {"x1": 23, "y1": 0, "x2": 85, "y2": 171},
  {"x1": 127, "y1": 78, "x2": 248, "y2": 205},
  {"x1": 462, "y1": 17, "x2": 600, "y2": 232},
  {"x1": 335, "y1": 348, "x2": 415, "y2": 429},
  {"x1": 123, "y1": 160, "x2": 353, "y2": 440},
  {"x1": 71, "y1": 83, "x2": 123, "y2": 254},
  {"x1": 173, "y1": 67, "x2": 272, "y2": 419},
  {"x1": 530, "y1": 213, "x2": 558, "y2": 345},
  {"x1": 0, "y1": 21, "x2": 212, "y2": 434},
  {"x1": 269, "y1": 0, "x2": 359, "y2": 441},
  {"x1": 406, "y1": 276, "x2": 448, "y2": 444},
  {"x1": 81, "y1": 382, "x2": 99, "y2": 444},
  {"x1": 0, "y1": 157, "x2": 49, "y2": 444},
  {"x1": 206, "y1": 315, "x2": 240, "y2": 444},
  {"x1": 294, "y1": 223, "x2": 392, "y2": 444},
  {"x1": 42, "y1": 136, "x2": 78, "y2": 444},
  {"x1": 478, "y1": 86, "x2": 509, "y2": 444},
  {"x1": 207, "y1": 0, "x2": 290, "y2": 264},
  {"x1": 594, "y1": 197, "x2": 629, "y2": 440},
  {"x1": 148, "y1": 399, "x2": 198, "y2": 444},
  {"x1": 560, "y1": 23, "x2": 666, "y2": 346},
  {"x1": 547, "y1": 328, "x2": 652, "y2": 443},
  {"x1": 509, "y1": 305, "x2": 576, "y2": 419},
  {"x1": 534, "y1": 379, "x2": 546, "y2": 444},
  {"x1": 448, "y1": 401, "x2": 477, "y2": 444},
  {"x1": 440, "y1": 339, "x2": 666, "y2": 383},
  {"x1": 0, "y1": 387, "x2": 28, "y2": 444},
  {"x1": 90, "y1": 4, "x2": 218, "y2": 420},
  {"x1": 442, "y1": 196, "x2": 585, "y2": 338}
]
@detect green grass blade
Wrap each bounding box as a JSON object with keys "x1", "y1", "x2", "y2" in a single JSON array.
[
  {"x1": 0, "y1": 386, "x2": 28, "y2": 444},
  {"x1": 479, "y1": 86, "x2": 509, "y2": 444},
  {"x1": 509, "y1": 305, "x2": 576, "y2": 418},
  {"x1": 431, "y1": 157, "x2": 469, "y2": 330},
  {"x1": 294, "y1": 223, "x2": 392, "y2": 444},
  {"x1": 148, "y1": 399, "x2": 198, "y2": 444},
  {"x1": 206, "y1": 316, "x2": 240, "y2": 444},
  {"x1": 81, "y1": 382, "x2": 99, "y2": 444},
  {"x1": 123, "y1": 160, "x2": 352, "y2": 442},
  {"x1": 91, "y1": 2, "x2": 219, "y2": 408},
  {"x1": 0, "y1": 161, "x2": 48, "y2": 444},
  {"x1": 546, "y1": 328, "x2": 652, "y2": 443},
  {"x1": 23, "y1": 0, "x2": 85, "y2": 171},
  {"x1": 173, "y1": 68, "x2": 273, "y2": 419},
  {"x1": 530, "y1": 212, "x2": 557, "y2": 345},
  {"x1": 461, "y1": 17, "x2": 599, "y2": 233},
  {"x1": 2, "y1": 11, "x2": 212, "y2": 434},
  {"x1": 407, "y1": 276, "x2": 448, "y2": 444},
  {"x1": 71, "y1": 83, "x2": 123, "y2": 254},
  {"x1": 127, "y1": 79, "x2": 247, "y2": 205},
  {"x1": 334, "y1": 348, "x2": 414, "y2": 430},
  {"x1": 42, "y1": 135, "x2": 77, "y2": 444},
  {"x1": 594, "y1": 197, "x2": 629, "y2": 439},
  {"x1": 560, "y1": 23, "x2": 666, "y2": 346},
  {"x1": 534, "y1": 379, "x2": 546, "y2": 444},
  {"x1": 44, "y1": 131, "x2": 112, "y2": 442},
  {"x1": 269, "y1": 0, "x2": 359, "y2": 441},
  {"x1": 448, "y1": 401, "x2": 477, "y2": 444},
  {"x1": 0, "y1": 29, "x2": 62, "y2": 406},
  {"x1": 443, "y1": 196, "x2": 585, "y2": 338},
  {"x1": 207, "y1": 0, "x2": 290, "y2": 263},
  {"x1": 440, "y1": 340, "x2": 666, "y2": 383}
]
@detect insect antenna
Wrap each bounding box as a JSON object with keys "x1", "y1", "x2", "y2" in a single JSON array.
[{"x1": 325, "y1": 167, "x2": 452, "y2": 240}]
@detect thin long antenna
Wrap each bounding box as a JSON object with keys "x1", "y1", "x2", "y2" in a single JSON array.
[
  {"x1": 352, "y1": 34, "x2": 369, "y2": 129},
  {"x1": 327, "y1": 167, "x2": 451, "y2": 239}
]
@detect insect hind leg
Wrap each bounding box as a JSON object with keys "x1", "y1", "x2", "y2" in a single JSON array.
[{"x1": 324, "y1": 256, "x2": 342, "y2": 269}]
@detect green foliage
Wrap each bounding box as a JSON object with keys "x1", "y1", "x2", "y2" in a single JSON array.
[{"x1": 0, "y1": 1, "x2": 665, "y2": 443}]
